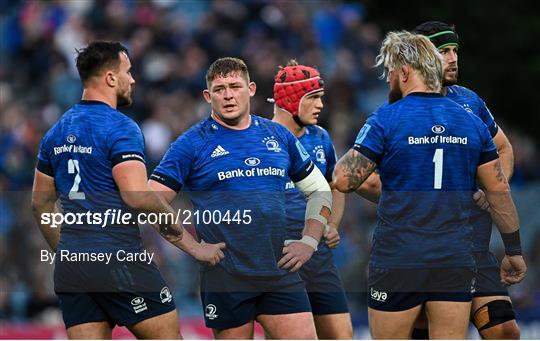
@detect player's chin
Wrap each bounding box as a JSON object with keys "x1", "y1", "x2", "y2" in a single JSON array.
[
  {"x1": 117, "y1": 95, "x2": 133, "y2": 107},
  {"x1": 443, "y1": 75, "x2": 458, "y2": 86}
]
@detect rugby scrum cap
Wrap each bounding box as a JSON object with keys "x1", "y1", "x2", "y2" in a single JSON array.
[
  {"x1": 413, "y1": 21, "x2": 459, "y2": 49},
  {"x1": 272, "y1": 64, "x2": 324, "y2": 117}
]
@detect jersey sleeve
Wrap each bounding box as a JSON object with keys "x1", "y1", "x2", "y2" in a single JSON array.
[
  {"x1": 284, "y1": 129, "x2": 315, "y2": 182},
  {"x1": 352, "y1": 112, "x2": 385, "y2": 164},
  {"x1": 107, "y1": 117, "x2": 146, "y2": 166},
  {"x1": 477, "y1": 121, "x2": 499, "y2": 166},
  {"x1": 150, "y1": 134, "x2": 195, "y2": 192},
  {"x1": 324, "y1": 137, "x2": 338, "y2": 182},
  {"x1": 477, "y1": 98, "x2": 499, "y2": 137},
  {"x1": 36, "y1": 135, "x2": 54, "y2": 176}
]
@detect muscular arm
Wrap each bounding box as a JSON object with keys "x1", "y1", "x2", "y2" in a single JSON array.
[
  {"x1": 477, "y1": 158, "x2": 526, "y2": 285},
  {"x1": 327, "y1": 186, "x2": 344, "y2": 229},
  {"x1": 492, "y1": 128, "x2": 514, "y2": 180},
  {"x1": 355, "y1": 172, "x2": 381, "y2": 203},
  {"x1": 31, "y1": 170, "x2": 60, "y2": 252},
  {"x1": 148, "y1": 179, "x2": 225, "y2": 265},
  {"x1": 476, "y1": 159, "x2": 518, "y2": 234},
  {"x1": 333, "y1": 149, "x2": 377, "y2": 193},
  {"x1": 112, "y1": 160, "x2": 181, "y2": 241},
  {"x1": 279, "y1": 166, "x2": 332, "y2": 271}
]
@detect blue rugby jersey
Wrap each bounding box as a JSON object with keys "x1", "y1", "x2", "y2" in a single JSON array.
[
  {"x1": 151, "y1": 115, "x2": 314, "y2": 276},
  {"x1": 37, "y1": 100, "x2": 146, "y2": 252},
  {"x1": 283, "y1": 125, "x2": 337, "y2": 251},
  {"x1": 353, "y1": 92, "x2": 498, "y2": 268},
  {"x1": 447, "y1": 85, "x2": 499, "y2": 253}
]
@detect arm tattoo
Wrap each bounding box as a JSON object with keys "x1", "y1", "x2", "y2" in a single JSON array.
[
  {"x1": 494, "y1": 159, "x2": 507, "y2": 184},
  {"x1": 336, "y1": 149, "x2": 377, "y2": 192}
]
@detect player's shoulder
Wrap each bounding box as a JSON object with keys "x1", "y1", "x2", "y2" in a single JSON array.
[
  {"x1": 306, "y1": 124, "x2": 331, "y2": 141},
  {"x1": 253, "y1": 115, "x2": 292, "y2": 138},
  {"x1": 168, "y1": 116, "x2": 220, "y2": 153},
  {"x1": 447, "y1": 85, "x2": 482, "y2": 100},
  {"x1": 253, "y1": 114, "x2": 283, "y2": 130}
]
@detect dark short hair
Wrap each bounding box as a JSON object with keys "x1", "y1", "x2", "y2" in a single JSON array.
[
  {"x1": 413, "y1": 21, "x2": 459, "y2": 49},
  {"x1": 206, "y1": 57, "x2": 250, "y2": 88},
  {"x1": 76, "y1": 41, "x2": 128, "y2": 84},
  {"x1": 413, "y1": 21, "x2": 455, "y2": 37}
]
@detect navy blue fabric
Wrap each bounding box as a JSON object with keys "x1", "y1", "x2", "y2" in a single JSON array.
[{"x1": 353, "y1": 93, "x2": 498, "y2": 268}]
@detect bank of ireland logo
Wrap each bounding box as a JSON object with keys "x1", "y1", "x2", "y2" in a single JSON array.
[
  {"x1": 431, "y1": 124, "x2": 445, "y2": 134},
  {"x1": 263, "y1": 136, "x2": 281, "y2": 152},
  {"x1": 314, "y1": 146, "x2": 326, "y2": 164},
  {"x1": 160, "y1": 286, "x2": 173, "y2": 303},
  {"x1": 67, "y1": 134, "x2": 77, "y2": 143},
  {"x1": 131, "y1": 297, "x2": 148, "y2": 313},
  {"x1": 205, "y1": 304, "x2": 218, "y2": 320},
  {"x1": 245, "y1": 157, "x2": 260, "y2": 166}
]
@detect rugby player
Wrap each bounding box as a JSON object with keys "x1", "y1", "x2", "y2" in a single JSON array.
[
  {"x1": 148, "y1": 57, "x2": 332, "y2": 339},
  {"x1": 31, "y1": 41, "x2": 186, "y2": 339},
  {"x1": 270, "y1": 59, "x2": 352, "y2": 339},
  {"x1": 333, "y1": 31, "x2": 526, "y2": 339},
  {"x1": 410, "y1": 21, "x2": 519, "y2": 339}
]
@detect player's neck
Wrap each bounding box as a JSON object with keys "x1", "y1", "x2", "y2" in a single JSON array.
[
  {"x1": 211, "y1": 112, "x2": 251, "y2": 130},
  {"x1": 273, "y1": 109, "x2": 305, "y2": 137},
  {"x1": 441, "y1": 86, "x2": 449, "y2": 96},
  {"x1": 402, "y1": 83, "x2": 437, "y2": 97},
  {"x1": 81, "y1": 89, "x2": 117, "y2": 109}
]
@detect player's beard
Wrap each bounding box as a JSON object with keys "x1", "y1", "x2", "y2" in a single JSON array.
[
  {"x1": 387, "y1": 75, "x2": 403, "y2": 104},
  {"x1": 117, "y1": 89, "x2": 132, "y2": 107},
  {"x1": 442, "y1": 73, "x2": 458, "y2": 86},
  {"x1": 443, "y1": 68, "x2": 458, "y2": 86},
  {"x1": 388, "y1": 84, "x2": 403, "y2": 104}
]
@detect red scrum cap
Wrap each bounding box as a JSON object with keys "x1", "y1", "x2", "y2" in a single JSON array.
[{"x1": 273, "y1": 64, "x2": 324, "y2": 116}]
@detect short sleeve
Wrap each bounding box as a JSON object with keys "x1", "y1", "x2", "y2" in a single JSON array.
[
  {"x1": 284, "y1": 129, "x2": 314, "y2": 182},
  {"x1": 108, "y1": 117, "x2": 146, "y2": 166},
  {"x1": 324, "y1": 139, "x2": 338, "y2": 182},
  {"x1": 150, "y1": 134, "x2": 195, "y2": 192},
  {"x1": 478, "y1": 121, "x2": 499, "y2": 165},
  {"x1": 477, "y1": 99, "x2": 499, "y2": 137},
  {"x1": 352, "y1": 112, "x2": 385, "y2": 164},
  {"x1": 36, "y1": 136, "x2": 53, "y2": 176}
]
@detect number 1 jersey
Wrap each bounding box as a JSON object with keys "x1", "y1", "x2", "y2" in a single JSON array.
[{"x1": 354, "y1": 93, "x2": 498, "y2": 268}]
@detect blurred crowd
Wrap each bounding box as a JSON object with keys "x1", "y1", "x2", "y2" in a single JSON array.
[{"x1": 1, "y1": 0, "x2": 539, "y2": 325}]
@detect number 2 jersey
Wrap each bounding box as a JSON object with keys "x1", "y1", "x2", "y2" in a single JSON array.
[
  {"x1": 151, "y1": 115, "x2": 314, "y2": 276},
  {"x1": 354, "y1": 92, "x2": 498, "y2": 268},
  {"x1": 37, "y1": 100, "x2": 146, "y2": 252}
]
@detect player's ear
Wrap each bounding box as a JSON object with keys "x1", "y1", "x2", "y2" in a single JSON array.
[
  {"x1": 105, "y1": 71, "x2": 117, "y2": 88},
  {"x1": 400, "y1": 65, "x2": 409, "y2": 82},
  {"x1": 248, "y1": 82, "x2": 256, "y2": 97},
  {"x1": 202, "y1": 89, "x2": 212, "y2": 103}
]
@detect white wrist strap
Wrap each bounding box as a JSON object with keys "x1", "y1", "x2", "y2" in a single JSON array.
[
  {"x1": 324, "y1": 224, "x2": 331, "y2": 235},
  {"x1": 284, "y1": 235, "x2": 319, "y2": 251}
]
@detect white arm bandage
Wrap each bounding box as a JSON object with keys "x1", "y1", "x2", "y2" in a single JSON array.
[{"x1": 294, "y1": 165, "x2": 332, "y2": 226}]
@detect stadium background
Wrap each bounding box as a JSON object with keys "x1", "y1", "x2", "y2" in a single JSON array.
[{"x1": 1, "y1": 0, "x2": 539, "y2": 338}]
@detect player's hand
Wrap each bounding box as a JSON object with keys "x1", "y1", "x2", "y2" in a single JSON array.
[
  {"x1": 324, "y1": 225, "x2": 340, "y2": 248},
  {"x1": 500, "y1": 255, "x2": 527, "y2": 286},
  {"x1": 158, "y1": 222, "x2": 183, "y2": 243},
  {"x1": 278, "y1": 242, "x2": 315, "y2": 272},
  {"x1": 473, "y1": 189, "x2": 490, "y2": 211},
  {"x1": 192, "y1": 240, "x2": 226, "y2": 266}
]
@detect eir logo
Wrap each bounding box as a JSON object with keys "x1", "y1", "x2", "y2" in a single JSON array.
[{"x1": 370, "y1": 288, "x2": 387, "y2": 302}]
